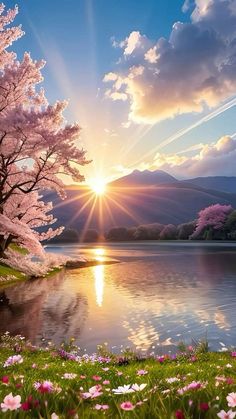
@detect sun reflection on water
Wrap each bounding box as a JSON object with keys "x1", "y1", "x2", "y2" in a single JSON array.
[
  {"x1": 94, "y1": 248, "x2": 105, "y2": 262},
  {"x1": 93, "y1": 264, "x2": 104, "y2": 307}
]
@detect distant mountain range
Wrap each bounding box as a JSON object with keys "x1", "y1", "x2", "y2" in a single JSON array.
[{"x1": 44, "y1": 170, "x2": 236, "y2": 232}]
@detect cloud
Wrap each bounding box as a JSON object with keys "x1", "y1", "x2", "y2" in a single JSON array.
[
  {"x1": 148, "y1": 135, "x2": 236, "y2": 177},
  {"x1": 104, "y1": 0, "x2": 236, "y2": 124}
]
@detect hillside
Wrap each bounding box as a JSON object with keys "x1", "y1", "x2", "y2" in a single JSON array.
[{"x1": 44, "y1": 170, "x2": 236, "y2": 233}]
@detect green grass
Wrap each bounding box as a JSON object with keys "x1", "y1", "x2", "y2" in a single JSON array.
[{"x1": 0, "y1": 338, "x2": 236, "y2": 418}]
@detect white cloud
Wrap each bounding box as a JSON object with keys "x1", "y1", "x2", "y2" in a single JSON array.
[
  {"x1": 149, "y1": 135, "x2": 236, "y2": 177},
  {"x1": 104, "y1": 0, "x2": 236, "y2": 124},
  {"x1": 124, "y1": 31, "x2": 142, "y2": 55}
]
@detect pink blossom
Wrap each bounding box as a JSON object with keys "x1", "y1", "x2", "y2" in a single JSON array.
[
  {"x1": 34, "y1": 380, "x2": 54, "y2": 393},
  {"x1": 120, "y1": 401, "x2": 135, "y2": 411},
  {"x1": 137, "y1": 369, "x2": 148, "y2": 376},
  {"x1": 178, "y1": 381, "x2": 202, "y2": 395},
  {"x1": 1, "y1": 376, "x2": 9, "y2": 384},
  {"x1": 217, "y1": 410, "x2": 236, "y2": 419},
  {"x1": 103, "y1": 380, "x2": 110, "y2": 385},
  {"x1": 231, "y1": 352, "x2": 236, "y2": 357},
  {"x1": 94, "y1": 404, "x2": 109, "y2": 410},
  {"x1": 175, "y1": 410, "x2": 185, "y2": 419},
  {"x1": 227, "y1": 392, "x2": 236, "y2": 408},
  {"x1": 200, "y1": 403, "x2": 209, "y2": 411},
  {"x1": 3, "y1": 355, "x2": 23, "y2": 367},
  {"x1": 81, "y1": 385, "x2": 103, "y2": 399},
  {"x1": 1, "y1": 393, "x2": 21, "y2": 412},
  {"x1": 92, "y1": 375, "x2": 102, "y2": 381}
]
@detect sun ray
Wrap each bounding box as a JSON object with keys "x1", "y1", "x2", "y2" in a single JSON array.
[
  {"x1": 53, "y1": 190, "x2": 92, "y2": 209},
  {"x1": 79, "y1": 195, "x2": 98, "y2": 242},
  {"x1": 68, "y1": 194, "x2": 94, "y2": 227},
  {"x1": 106, "y1": 194, "x2": 141, "y2": 225}
]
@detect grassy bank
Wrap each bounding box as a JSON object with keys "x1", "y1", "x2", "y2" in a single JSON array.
[{"x1": 0, "y1": 338, "x2": 236, "y2": 418}]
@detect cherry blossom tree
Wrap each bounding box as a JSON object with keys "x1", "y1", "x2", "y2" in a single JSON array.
[
  {"x1": 0, "y1": 4, "x2": 90, "y2": 259},
  {"x1": 191, "y1": 204, "x2": 233, "y2": 240}
]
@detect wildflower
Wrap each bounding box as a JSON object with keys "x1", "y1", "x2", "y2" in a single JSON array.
[
  {"x1": 231, "y1": 352, "x2": 236, "y2": 358},
  {"x1": 226, "y1": 364, "x2": 233, "y2": 368},
  {"x1": 102, "y1": 367, "x2": 109, "y2": 371},
  {"x1": 94, "y1": 404, "x2": 109, "y2": 410},
  {"x1": 81, "y1": 385, "x2": 103, "y2": 399},
  {"x1": 117, "y1": 371, "x2": 123, "y2": 376},
  {"x1": 166, "y1": 377, "x2": 180, "y2": 383},
  {"x1": 1, "y1": 376, "x2": 9, "y2": 384},
  {"x1": 112, "y1": 384, "x2": 135, "y2": 394},
  {"x1": 120, "y1": 401, "x2": 135, "y2": 411},
  {"x1": 51, "y1": 414, "x2": 59, "y2": 419},
  {"x1": 175, "y1": 410, "x2": 185, "y2": 419},
  {"x1": 131, "y1": 383, "x2": 147, "y2": 392},
  {"x1": 3, "y1": 355, "x2": 23, "y2": 367},
  {"x1": 227, "y1": 392, "x2": 236, "y2": 408},
  {"x1": 217, "y1": 410, "x2": 236, "y2": 419},
  {"x1": 62, "y1": 373, "x2": 77, "y2": 379},
  {"x1": 103, "y1": 380, "x2": 110, "y2": 385},
  {"x1": 200, "y1": 402, "x2": 209, "y2": 411},
  {"x1": 137, "y1": 369, "x2": 148, "y2": 376},
  {"x1": 178, "y1": 381, "x2": 202, "y2": 395},
  {"x1": 92, "y1": 375, "x2": 102, "y2": 381},
  {"x1": 1, "y1": 393, "x2": 21, "y2": 412},
  {"x1": 34, "y1": 380, "x2": 54, "y2": 393}
]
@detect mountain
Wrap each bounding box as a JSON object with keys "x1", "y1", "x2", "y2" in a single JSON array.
[
  {"x1": 111, "y1": 169, "x2": 177, "y2": 186},
  {"x1": 185, "y1": 176, "x2": 236, "y2": 194},
  {"x1": 44, "y1": 170, "x2": 236, "y2": 233}
]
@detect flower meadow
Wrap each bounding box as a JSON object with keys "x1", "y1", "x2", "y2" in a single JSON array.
[{"x1": 0, "y1": 337, "x2": 236, "y2": 418}]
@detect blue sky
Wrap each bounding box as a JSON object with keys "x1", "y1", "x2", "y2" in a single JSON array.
[{"x1": 5, "y1": 0, "x2": 236, "y2": 181}]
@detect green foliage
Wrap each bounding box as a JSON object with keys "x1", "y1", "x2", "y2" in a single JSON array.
[{"x1": 0, "y1": 338, "x2": 236, "y2": 418}]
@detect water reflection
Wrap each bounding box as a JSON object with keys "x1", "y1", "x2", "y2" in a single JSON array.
[
  {"x1": 1, "y1": 242, "x2": 236, "y2": 352},
  {"x1": 94, "y1": 265, "x2": 104, "y2": 307}
]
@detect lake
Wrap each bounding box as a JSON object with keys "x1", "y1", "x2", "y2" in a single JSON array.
[{"x1": 1, "y1": 242, "x2": 236, "y2": 353}]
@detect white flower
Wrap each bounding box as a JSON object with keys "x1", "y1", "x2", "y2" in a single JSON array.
[
  {"x1": 217, "y1": 410, "x2": 236, "y2": 419},
  {"x1": 226, "y1": 364, "x2": 233, "y2": 368},
  {"x1": 131, "y1": 383, "x2": 147, "y2": 392},
  {"x1": 62, "y1": 373, "x2": 77, "y2": 379},
  {"x1": 51, "y1": 414, "x2": 59, "y2": 419},
  {"x1": 112, "y1": 384, "x2": 135, "y2": 394}
]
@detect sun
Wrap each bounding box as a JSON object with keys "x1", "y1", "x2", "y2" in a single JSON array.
[{"x1": 89, "y1": 178, "x2": 107, "y2": 195}]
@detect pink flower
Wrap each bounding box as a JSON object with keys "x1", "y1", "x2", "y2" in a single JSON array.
[
  {"x1": 227, "y1": 392, "x2": 236, "y2": 408},
  {"x1": 1, "y1": 376, "x2": 9, "y2": 384},
  {"x1": 137, "y1": 369, "x2": 148, "y2": 376},
  {"x1": 103, "y1": 380, "x2": 110, "y2": 385},
  {"x1": 217, "y1": 410, "x2": 236, "y2": 419},
  {"x1": 102, "y1": 367, "x2": 109, "y2": 372},
  {"x1": 178, "y1": 381, "x2": 202, "y2": 395},
  {"x1": 175, "y1": 410, "x2": 185, "y2": 419},
  {"x1": 231, "y1": 352, "x2": 236, "y2": 357},
  {"x1": 34, "y1": 380, "x2": 54, "y2": 393},
  {"x1": 120, "y1": 401, "x2": 135, "y2": 411},
  {"x1": 81, "y1": 385, "x2": 103, "y2": 399},
  {"x1": 200, "y1": 403, "x2": 209, "y2": 411},
  {"x1": 3, "y1": 355, "x2": 23, "y2": 367},
  {"x1": 1, "y1": 393, "x2": 21, "y2": 412},
  {"x1": 95, "y1": 404, "x2": 109, "y2": 410},
  {"x1": 92, "y1": 375, "x2": 102, "y2": 381},
  {"x1": 117, "y1": 371, "x2": 123, "y2": 376}
]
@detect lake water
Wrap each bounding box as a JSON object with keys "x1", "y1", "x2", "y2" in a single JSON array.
[{"x1": 1, "y1": 242, "x2": 236, "y2": 353}]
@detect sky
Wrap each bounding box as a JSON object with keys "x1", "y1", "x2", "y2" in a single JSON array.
[{"x1": 5, "y1": 0, "x2": 236, "y2": 183}]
